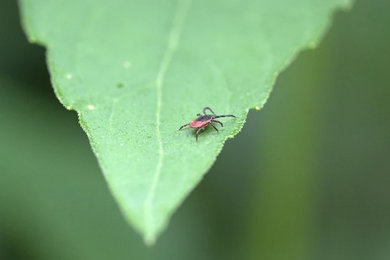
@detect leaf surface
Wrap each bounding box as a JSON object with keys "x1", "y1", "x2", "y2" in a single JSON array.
[{"x1": 20, "y1": 0, "x2": 352, "y2": 243}]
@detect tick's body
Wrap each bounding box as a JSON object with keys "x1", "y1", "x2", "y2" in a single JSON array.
[
  {"x1": 179, "y1": 107, "x2": 235, "y2": 141},
  {"x1": 189, "y1": 115, "x2": 213, "y2": 129}
]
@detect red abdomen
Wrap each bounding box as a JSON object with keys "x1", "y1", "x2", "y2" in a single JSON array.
[{"x1": 189, "y1": 119, "x2": 210, "y2": 129}]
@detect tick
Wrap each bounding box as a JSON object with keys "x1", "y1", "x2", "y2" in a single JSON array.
[{"x1": 178, "y1": 107, "x2": 236, "y2": 141}]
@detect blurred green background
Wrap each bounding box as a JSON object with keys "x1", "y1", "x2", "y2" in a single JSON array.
[{"x1": 1, "y1": 0, "x2": 389, "y2": 259}]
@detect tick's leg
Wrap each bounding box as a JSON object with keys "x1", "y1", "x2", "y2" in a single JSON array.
[
  {"x1": 195, "y1": 126, "x2": 207, "y2": 141},
  {"x1": 203, "y1": 107, "x2": 216, "y2": 116},
  {"x1": 212, "y1": 120, "x2": 224, "y2": 127},
  {"x1": 197, "y1": 113, "x2": 202, "y2": 117},
  {"x1": 178, "y1": 123, "x2": 189, "y2": 130},
  {"x1": 215, "y1": 114, "x2": 235, "y2": 119},
  {"x1": 210, "y1": 122, "x2": 219, "y2": 132}
]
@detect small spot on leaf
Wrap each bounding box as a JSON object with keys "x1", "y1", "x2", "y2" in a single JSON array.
[{"x1": 123, "y1": 61, "x2": 132, "y2": 69}]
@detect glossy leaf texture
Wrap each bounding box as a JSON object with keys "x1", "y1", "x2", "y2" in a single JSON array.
[{"x1": 19, "y1": 0, "x2": 352, "y2": 244}]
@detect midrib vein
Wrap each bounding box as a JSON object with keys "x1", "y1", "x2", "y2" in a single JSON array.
[{"x1": 143, "y1": 0, "x2": 192, "y2": 244}]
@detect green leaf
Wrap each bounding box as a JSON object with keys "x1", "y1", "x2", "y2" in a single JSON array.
[{"x1": 19, "y1": 0, "x2": 352, "y2": 244}]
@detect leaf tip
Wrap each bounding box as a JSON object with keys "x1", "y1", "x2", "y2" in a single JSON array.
[{"x1": 144, "y1": 234, "x2": 157, "y2": 247}]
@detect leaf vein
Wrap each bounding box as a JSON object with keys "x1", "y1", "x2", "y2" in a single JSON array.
[{"x1": 143, "y1": 0, "x2": 192, "y2": 244}]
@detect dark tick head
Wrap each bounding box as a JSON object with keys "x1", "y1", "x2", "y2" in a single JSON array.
[{"x1": 196, "y1": 114, "x2": 213, "y2": 122}]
